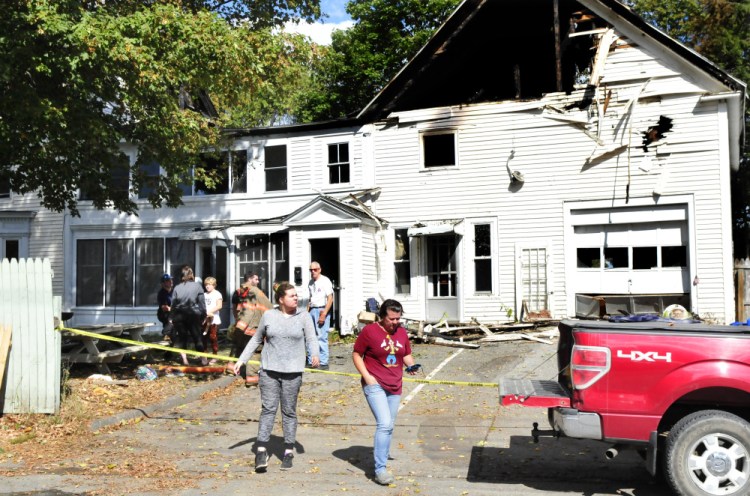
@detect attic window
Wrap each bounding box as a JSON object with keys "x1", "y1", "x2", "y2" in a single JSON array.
[{"x1": 422, "y1": 131, "x2": 456, "y2": 168}]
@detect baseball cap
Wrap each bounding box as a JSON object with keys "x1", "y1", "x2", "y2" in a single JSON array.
[{"x1": 161, "y1": 273, "x2": 173, "y2": 282}]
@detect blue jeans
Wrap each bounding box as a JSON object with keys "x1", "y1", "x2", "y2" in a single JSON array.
[
  {"x1": 308, "y1": 307, "x2": 330, "y2": 365},
  {"x1": 363, "y1": 383, "x2": 401, "y2": 474}
]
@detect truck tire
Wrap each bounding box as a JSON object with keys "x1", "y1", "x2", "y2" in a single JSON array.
[{"x1": 665, "y1": 409, "x2": 750, "y2": 496}]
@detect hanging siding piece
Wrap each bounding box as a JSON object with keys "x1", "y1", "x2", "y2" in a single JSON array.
[{"x1": 590, "y1": 29, "x2": 618, "y2": 87}]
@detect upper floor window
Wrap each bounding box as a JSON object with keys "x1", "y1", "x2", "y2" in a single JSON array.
[
  {"x1": 0, "y1": 176, "x2": 10, "y2": 199},
  {"x1": 80, "y1": 156, "x2": 129, "y2": 201},
  {"x1": 422, "y1": 131, "x2": 456, "y2": 168},
  {"x1": 195, "y1": 150, "x2": 248, "y2": 195},
  {"x1": 327, "y1": 143, "x2": 350, "y2": 184},
  {"x1": 265, "y1": 144, "x2": 287, "y2": 192},
  {"x1": 474, "y1": 224, "x2": 492, "y2": 292}
]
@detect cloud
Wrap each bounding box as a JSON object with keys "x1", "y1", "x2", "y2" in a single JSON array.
[{"x1": 283, "y1": 20, "x2": 354, "y2": 45}]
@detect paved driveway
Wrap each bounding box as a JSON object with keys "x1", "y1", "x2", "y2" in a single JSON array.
[{"x1": 5, "y1": 337, "x2": 670, "y2": 495}]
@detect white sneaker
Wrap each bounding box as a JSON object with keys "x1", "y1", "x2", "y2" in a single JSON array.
[{"x1": 374, "y1": 471, "x2": 394, "y2": 485}]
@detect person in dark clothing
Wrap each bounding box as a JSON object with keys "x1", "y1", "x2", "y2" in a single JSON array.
[
  {"x1": 170, "y1": 266, "x2": 207, "y2": 366},
  {"x1": 156, "y1": 273, "x2": 174, "y2": 341}
]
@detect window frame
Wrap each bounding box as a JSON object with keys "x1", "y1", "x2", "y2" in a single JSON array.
[
  {"x1": 326, "y1": 142, "x2": 350, "y2": 185},
  {"x1": 264, "y1": 144, "x2": 288, "y2": 192},
  {"x1": 473, "y1": 223, "x2": 493, "y2": 293},
  {"x1": 393, "y1": 228, "x2": 411, "y2": 295},
  {"x1": 420, "y1": 130, "x2": 457, "y2": 169}
]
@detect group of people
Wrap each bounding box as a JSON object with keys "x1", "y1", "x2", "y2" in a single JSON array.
[{"x1": 155, "y1": 262, "x2": 413, "y2": 484}]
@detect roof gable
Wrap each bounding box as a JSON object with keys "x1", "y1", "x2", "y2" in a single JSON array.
[{"x1": 358, "y1": 0, "x2": 745, "y2": 121}]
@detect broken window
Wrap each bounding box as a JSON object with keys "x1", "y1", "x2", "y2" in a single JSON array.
[
  {"x1": 577, "y1": 247, "x2": 601, "y2": 268},
  {"x1": 662, "y1": 246, "x2": 687, "y2": 267},
  {"x1": 328, "y1": 143, "x2": 350, "y2": 184},
  {"x1": 633, "y1": 246, "x2": 658, "y2": 270},
  {"x1": 394, "y1": 229, "x2": 410, "y2": 295},
  {"x1": 474, "y1": 224, "x2": 492, "y2": 292},
  {"x1": 422, "y1": 131, "x2": 456, "y2": 168},
  {"x1": 265, "y1": 145, "x2": 287, "y2": 192},
  {"x1": 603, "y1": 247, "x2": 628, "y2": 269}
]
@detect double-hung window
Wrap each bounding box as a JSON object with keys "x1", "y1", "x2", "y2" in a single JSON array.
[
  {"x1": 394, "y1": 229, "x2": 411, "y2": 294},
  {"x1": 265, "y1": 145, "x2": 287, "y2": 192},
  {"x1": 327, "y1": 143, "x2": 350, "y2": 184},
  {"x1": 474, "y1": 224, "x2": 492, "y2": 292}
]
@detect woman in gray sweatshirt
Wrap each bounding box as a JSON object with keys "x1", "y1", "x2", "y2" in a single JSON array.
[{"x1": 233, "y1": 281, "x2": 319, "y2": 473}]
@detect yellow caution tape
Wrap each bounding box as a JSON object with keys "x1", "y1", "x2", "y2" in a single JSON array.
[{"x1": 59, "y1": 326, "x2": 497, "y2": 387}]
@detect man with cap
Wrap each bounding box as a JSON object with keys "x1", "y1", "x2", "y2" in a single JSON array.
[{"x1": 157, "y1": 273, "x2": 174, "y2": 341}]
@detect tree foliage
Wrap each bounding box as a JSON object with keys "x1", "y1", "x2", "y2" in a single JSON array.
[
  {"x1": 298, "y1": 0, "x2": 461, "y2": 122},
  {"x1": 0, "y1": 0, "x2": 320, "y2": 215}
]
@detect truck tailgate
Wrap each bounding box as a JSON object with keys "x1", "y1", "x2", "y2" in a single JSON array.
[{"x1": 499, "y1": 378, "x2": 571, "y2": 407}]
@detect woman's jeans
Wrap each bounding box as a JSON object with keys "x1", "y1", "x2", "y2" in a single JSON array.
[
  {"x1": 258, "y1": 369, "x2": 303, "y2": 449},
  {"x1": 363, "y1": 383, "x2": 401, "y2": 474}
]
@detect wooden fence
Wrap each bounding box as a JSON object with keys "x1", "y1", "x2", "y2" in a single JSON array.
[
  {"x1": 0, "y1": 258, "x2": 60, "y2": 414},
  {"x1": 736, "y1": 258, "x2": 750, "y2": 324}
]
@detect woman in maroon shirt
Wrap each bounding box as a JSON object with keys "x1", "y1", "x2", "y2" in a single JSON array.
[{"x1": 352, "y1": 299, "x2": 418, "y2": 485}]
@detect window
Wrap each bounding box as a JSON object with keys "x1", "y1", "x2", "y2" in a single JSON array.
[
  {"x1": 474, "y1": 224, "x2": 492, "y2": 292},
  {"x1": 237, "y1": 233, "x2": 289, "y2": 294},
  {"x1": 0, "y1": 176, "x2": 9, "y2": 199},
  {"x1": 327, "y1": 143, "x2": 350, "y2": 184},
  {"x1": 77, "y1": 240, "x2": 104, "y2": 306},
  {"x1": 106, "y1": 239, "x2": 134, "y2": 306},
  {"x1": 2, "y1": 239, "x2": 19, "y2": 260},
  {"x1": 138, "y1": 161, "x2": 160, "y2": 199},
  {"x1": 75, "y1": 237, "x2": 195, "y2": 307},
  {"x1": 136, "y1": 238, "x2": 164, "y2": 306},
  {"x1": 394, "y1": 229, "x2": 410, "y2": 294},
  {"x1": 265, "y1": 145, "x2": 287, "y2": 192},
  {"x1": 576, "y1": 245, "x2": 688, "y2": 269},
  {"x1": 196, "y1": 150, "x2": 247, "y2": 195},
  {"x1": 422, "y1": 131, "x2": 456, "y2": 168},
  {"x1": 80, "y1": 156, "x2": 130, "y2": 201}
]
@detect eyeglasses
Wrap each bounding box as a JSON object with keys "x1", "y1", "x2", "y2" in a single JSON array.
[{"x1": 309, "y1": 268, "x2": 320, "y2": 272}]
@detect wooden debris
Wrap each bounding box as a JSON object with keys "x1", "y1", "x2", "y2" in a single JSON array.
[{"x1": 432, "y1": 337, "x2": 480, "y2": 349}]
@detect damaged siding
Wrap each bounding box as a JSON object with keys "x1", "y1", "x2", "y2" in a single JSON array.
[{"x1": 371, "y1": 26, "x2": 734, "y2": 322}]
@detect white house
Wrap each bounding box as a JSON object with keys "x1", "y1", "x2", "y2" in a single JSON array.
[{"x1": 62, "y1": 0, "x2": 746, "y2": 328}]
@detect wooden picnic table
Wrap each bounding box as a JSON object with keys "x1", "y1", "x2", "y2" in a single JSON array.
[{"x1": 61, "y1": 323, "x2": 156, "y2": 374}]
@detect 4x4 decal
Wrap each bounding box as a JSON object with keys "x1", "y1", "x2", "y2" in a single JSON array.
[{"x1": 617, "y1": 350, "x2": 672, "y2": 362}]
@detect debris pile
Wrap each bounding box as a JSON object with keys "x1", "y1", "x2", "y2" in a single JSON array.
[{"x1": 403, "y1": 316, "x2": 560, "y2": 349}]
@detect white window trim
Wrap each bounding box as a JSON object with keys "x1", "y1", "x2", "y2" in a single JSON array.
[{"x1": 469, "y1": 218, "x2": 498, "y2": 295}]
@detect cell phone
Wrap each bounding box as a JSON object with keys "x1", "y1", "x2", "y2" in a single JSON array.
[{"x1": 405, "y1": 364, "x2": 422, "y2": 373}]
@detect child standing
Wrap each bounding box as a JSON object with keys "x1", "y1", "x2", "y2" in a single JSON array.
[{"x1": 203, "y1": 276, "x2": 223, "y2": 364}]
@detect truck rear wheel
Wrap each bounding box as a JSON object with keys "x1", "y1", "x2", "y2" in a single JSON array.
[{"x1": 665, "y1": 410, "x2": 750, "y2": 496}]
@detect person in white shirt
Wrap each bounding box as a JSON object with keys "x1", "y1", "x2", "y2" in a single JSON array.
[
  {"x1": 306, "y1": 261, "x2": 334, "y2": 370},
  {"x1": 202, "y1": 276, "x2": 222, "y2": 364}
]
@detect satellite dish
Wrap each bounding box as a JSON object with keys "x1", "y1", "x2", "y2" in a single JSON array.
[{"x1": 511, "y1": 170, "x2": 525, "y2": 183}]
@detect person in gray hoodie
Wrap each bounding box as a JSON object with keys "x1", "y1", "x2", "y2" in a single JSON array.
[
  {"x1": 233, "y1": 281, "x2": 319, "y2": 473},
  {"x1": 170, "y1": 265, "x2": 207, "y2": 365}
]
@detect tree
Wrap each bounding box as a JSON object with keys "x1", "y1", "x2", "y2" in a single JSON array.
[
  {"x1": 628, "y1": 0, "x2": 750, "y2": 256},
  {"x1": 0, "y1": 0, "x2": 321, "y2": 215},
  {"x1": 297, "y1": 0, "x2": 461, "y2": 122}
]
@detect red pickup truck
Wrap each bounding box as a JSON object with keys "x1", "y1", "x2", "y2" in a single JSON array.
[{"x1": 500, "y1": 318, "x2": 750, "y2": 496}]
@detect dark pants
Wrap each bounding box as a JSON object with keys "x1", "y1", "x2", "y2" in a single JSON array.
[
  {"x1": 173, "y1": 313, "x2": 204, "y2": 357},
  {"x1": 231, "y1": 329, "x2": 259, "y2": 378}
]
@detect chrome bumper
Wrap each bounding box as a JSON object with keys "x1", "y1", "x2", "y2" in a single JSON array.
[{"x1": 551, "y1": 407, "x2": 602, "y2": 440}]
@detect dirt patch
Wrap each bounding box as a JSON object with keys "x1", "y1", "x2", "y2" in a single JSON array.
[{"x1": 0, "y1": 347, "x2": 233, "y2": 478}]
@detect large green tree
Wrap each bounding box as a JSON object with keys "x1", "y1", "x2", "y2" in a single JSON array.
[
  {"x1": 0, "y1": 0, "x2": 320, "y2": 215},
  {"x1": 628, "y1": 0, "x2": 750, "y2": 256},
  {"x1": 298, "y1": 0, "x2": 461, "y2": 122}
]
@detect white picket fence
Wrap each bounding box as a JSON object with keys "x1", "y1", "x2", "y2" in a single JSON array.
[{"x1": 0, "y1": 258, "x2": 60, "y2": 414}]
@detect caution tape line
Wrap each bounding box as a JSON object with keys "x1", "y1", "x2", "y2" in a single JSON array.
[{"x1": 59, "y1": 327, "x2": 497, "y2": 388}]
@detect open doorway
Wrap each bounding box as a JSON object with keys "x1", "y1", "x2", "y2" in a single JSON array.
[{"x1": 309, "y1": 238, "x2": 340, "y2": 329}]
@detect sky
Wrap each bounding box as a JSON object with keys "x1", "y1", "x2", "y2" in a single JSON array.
[{"x1": 283, "y1": 0, "x2": 354, "y2": 45}]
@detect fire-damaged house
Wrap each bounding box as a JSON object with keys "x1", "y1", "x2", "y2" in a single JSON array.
[{"x1": 62, "y1": 0, "x2": 746, "y2": 329}]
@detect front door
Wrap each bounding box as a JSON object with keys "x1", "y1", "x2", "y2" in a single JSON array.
[
  {"x1": 309, "y1": 238, "x2": 340, "y2": 330},
  {"x1": 426, "y1": 235, "x2": 459, "y2": 321}
]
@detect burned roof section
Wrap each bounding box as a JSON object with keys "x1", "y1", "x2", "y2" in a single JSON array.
[{"x1": 359, "y1": 0, "x2": 604, "y2": 119}]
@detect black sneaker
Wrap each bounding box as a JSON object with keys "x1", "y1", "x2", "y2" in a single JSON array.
[
  {"x1": 319, "y1": 364, "x2": 329, "y2": 370},
  {"x1": 280, "y1": 452, "x2": 294, "y2": 470},
  {"x1": 255, "y1": 450, "x2": 269, "y2": 473}
]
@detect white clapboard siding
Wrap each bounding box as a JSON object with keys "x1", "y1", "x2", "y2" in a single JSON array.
[
  {"x1": 0, "y1": 258, "x2": 60, "y2": 414},
  {"x1": 371, "y1": 29, "x2": 732, "y2": 322}
]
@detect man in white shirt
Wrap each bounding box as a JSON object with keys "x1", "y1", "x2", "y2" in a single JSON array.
[{"x1": 307, "y1": 261, "x2": 334, "y2": 370}]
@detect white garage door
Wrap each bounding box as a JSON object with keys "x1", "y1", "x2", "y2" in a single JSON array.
[{"x1": 571, "y1": 205, "x2": 690, "y2": 295}]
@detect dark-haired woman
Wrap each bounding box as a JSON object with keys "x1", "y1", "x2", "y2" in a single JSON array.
[
  {"x1": 352, "y1": 298, "x2": 417, "y2": 485},
  {"x1": 233, "y1": 282, "x2": 319, "y2": 473}
]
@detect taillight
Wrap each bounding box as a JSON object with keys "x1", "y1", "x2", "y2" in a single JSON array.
[{"x1": 571, "y1": 345, "x2": 610, "y2": 390}]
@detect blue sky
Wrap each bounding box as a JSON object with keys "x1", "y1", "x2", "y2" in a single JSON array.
[{"x1": 284, "y1": 0, "x2": 354, "y2": 45}]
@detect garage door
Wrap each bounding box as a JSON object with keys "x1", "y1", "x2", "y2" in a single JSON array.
[{"x1": 571, "y1": 205, "x2": 690, "y2": 296}]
